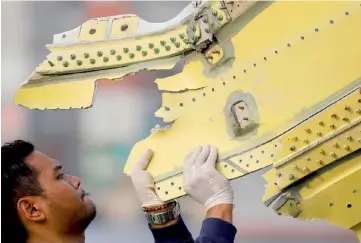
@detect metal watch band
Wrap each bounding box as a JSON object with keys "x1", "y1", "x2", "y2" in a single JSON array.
[{"x1": 145, "y1": 200, "x2": 180, "y2": 225}]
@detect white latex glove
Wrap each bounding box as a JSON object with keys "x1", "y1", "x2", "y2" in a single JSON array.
[
  {"x1": 131, "y1": 149, "x2": 164, "y2": 207},
  {"x1": 183, "y1": 145, "x2": 234, "y2": 210}
]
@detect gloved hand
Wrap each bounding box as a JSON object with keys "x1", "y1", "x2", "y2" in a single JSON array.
[
  {"x1": 131, "y1": 149, "x2": 164, "y2": 207},
  {"x1": 183, "y1": 145, "x2": 234, "y2": 210}
]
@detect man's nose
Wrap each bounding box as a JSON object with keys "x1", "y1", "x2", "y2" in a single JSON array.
[{"x1": 71, "y1": 175, "x2": 81, "y2": 189}]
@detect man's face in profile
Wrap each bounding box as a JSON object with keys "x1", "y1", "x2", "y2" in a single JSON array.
[{"x1": 24, "y1": 151, "x2": 96, "y2": 231}]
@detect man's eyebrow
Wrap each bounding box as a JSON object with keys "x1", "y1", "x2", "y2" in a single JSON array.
[{"x1": 53, "y1": 165, "x2": 62, "y2": 174}]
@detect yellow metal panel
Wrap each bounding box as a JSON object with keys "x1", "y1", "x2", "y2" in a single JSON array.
[
  {"x1": 79, "y1": 19, "x2": 108, "y2": 42},
  {"x1": 272, "y1": 151, "x2": 361, "y2": 233},
  {"x1": 110, "y1": 16, "x2": 139, "y2": 39},
  {"x1": 125, "y1": 1, "x2": 361, "y2": 188}
]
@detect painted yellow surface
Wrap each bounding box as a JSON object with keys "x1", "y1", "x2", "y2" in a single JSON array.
[{"x1": 272, "y1": 151, "x2": 361, "y2": 238}]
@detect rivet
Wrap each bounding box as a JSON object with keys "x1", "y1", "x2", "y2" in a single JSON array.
[
  {"x1": 142, "y1": 51, "x2": 147, "y2": 56},
  {"x1": 320, "y1": 150, "x2": 325, "y2": 155},
  {"x1": 154, "y1": 48, "x2": 160, "y2": 54},
  {"x1": 292, "y1": 165, "x2": 298, "y2": 170},
  {"x1": 276, "y1": 172, "x2": 282, "y2": 177},
  {"x1": 103, "y1": 57, "x2": 109, "y2": 62},
  {"x1": 344, "y1": 145, "x2": 350, "y2": 151},
  {"x1": 84, "y1": 53, "x2": 89, "y2": 58},
  {"x1": 345, "y1": 106, "x2": 351, "y2": 111},
  {"x1": 136, "y1": 45, "x2": 142, "y2": 51},
  {"x1": 160, "y1": 40, "x2": 166, "y2": 46},
  {"x1": 123, "y1": 48, "x2": 129, "y2": 53},
  {"x1": 218, "y1": 15, "x2": 223, "y2": 21},
  {"x1": 63, "y1": 61, "x2": 69, "y2": 67},
  {"x1": 347, "y1": 136, "x2": 353, "y2": 141},
  {"x1": 148, "y1": 43, "x2": 154, "y2": 49},
  {"x1": 330, "y1": 152, "x2": 336, "y2": 157},
  {"x1": 76, "y1": 60, "x2": 82, "y2": 66},
  {"x1": 121, "y1": 24, "x2": 128, "y2": 31},
  {"x1": 183, "y1": 38, "x2": 189, "y2": 44},
  {"x1": 318, "y1": 121, "x2": 324, "y2": 126},
  {"x1": 203, "y1": 17, "x2": 208, "y2": 23},
  {"x1": 57, "y1": 56, "x2": 63, "y2": 61},
  {"x1": 305, "y1": 128, "x2": 311, "y2": 133},
  {"x1": 356, "y1": 109, "x2": 361, "y2": 114},
  {"x1": 331, "y1": 114, "x2": 337, "y2": 119},
  {"x1": 212, "y1": 10, "x2": 218, "y2": 16},
  {"x1": 62, "y1": 34, "x2": 66, "y2": 38},
  {"x1": 89, "y1": 28, "x2": 96, "y2": 34},
  {"x1": 343, "y1": 117, "x2": 349, "y2": 122},
  {"x1": 47, "y1": 61, "x2": 54, "y2": 67},
  {"x1": 179, "y1": 33, "x2": 185, "y2": 39},
  {"x1": 333, "y1": 143, "x2": 339, "y2": 148},
  {"x1": 90, "y1": 59, "x2": 96, "y2": 64},
  {"x1": 317, "y1": 132, "x2": 322, "y2": 136},
  {"x1": 110, "y1": 49, "x2": 116, "y2": 55},
  {"x1": 170, "y1": 37, "x2": 176, "y2": 43},
  {"x1": 165, "y1": 45, "x2": 171, "y2": 51},
  {"x1": 129, "y1": 53, "x2": 135, "y2": 59},
  {"x1": 290, "y1": 146, "x2": 296, "y2": 151},
  {"x1": 116, "y1": 55, "x2": 122, "y2": 61},
  {"x1": 306, "y1": 157, "x2": 311, "y2": 161},
  {"x1": 192, "y1": 25, "x2": 197, "y2": 32},
  {"x1": 358, "y1": 99, "x2": 361, "y2": 103},
  {"x1": 191, "y1": 35, "x2": 198, "y2": 41},
  {"x1": 304, "y1": 139, "x2": 309, "y2": 144},
  {"x1": 175, "y1": 42, "x2": 180, "y2": 48},
  {"x1": 70, "y1": 54, "x2": 76, "y2": 60},
  {"x1": 303, "y1": 167, "x2": 308, "y2": 172},
  {"x1": 317, "y1": 160, "x2": 323, "y2": 165},
  {"x1": 97, "y1": 51, "x2": 103, "y2": 57},
  {"x1": 205, "y1": 28, "x2": 210, "y2": 33},
  {"x1": 288, "y1": 174, "x2": 294, "y2": 180}
]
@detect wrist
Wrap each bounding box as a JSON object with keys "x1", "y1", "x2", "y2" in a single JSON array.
[
  {"x1": 143, "y1": 200, "x2": 181, "y2": 228},
  {"x1": 206, "y1": 203, "x2": 233, "y2": 224}
]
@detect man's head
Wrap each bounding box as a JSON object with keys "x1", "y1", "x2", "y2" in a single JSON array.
[{"x1": 2, "y1": 140, "x2": 96, "y2": 242}]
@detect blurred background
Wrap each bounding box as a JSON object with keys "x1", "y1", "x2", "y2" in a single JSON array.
[{"x1": 1, "y1": 1, "x2": 358, "y2": 243}]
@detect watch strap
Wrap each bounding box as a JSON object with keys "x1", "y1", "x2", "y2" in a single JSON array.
[{"x1": 145, "y1": 200, "x2": 180, "y2": 225}]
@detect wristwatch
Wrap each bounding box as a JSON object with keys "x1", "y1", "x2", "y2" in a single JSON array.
[{"x1": 144, "y1": 200, "x2": 181, "y2": 225}]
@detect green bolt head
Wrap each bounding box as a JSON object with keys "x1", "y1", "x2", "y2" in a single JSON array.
[
  {"x1": 70, "y1": 54, "x2": 76, "y2": 60},
  {"x1": 129, "y1": 53, "x2": 135, "y2": 59},
  {"x1": 212, "y1": 10, "x2": 218, "y2": 16},
  {"x1": 103, "y1": 57, "x2": 109, "y2": 62},
  {"x1": 116, "y1": 55, "x2": 122, "y2": 61},
  {"x1": 179, "y1": 33, "x2": 185, "y2": 39},
  {"x1": 97, "y1": 51, "x2": 103, "y2": 57},
  {"x1": 63, "y1": 61, "x2": 69, "y2": 67},
  {"x1": 154, "y1": 48, "x2": 160, "y2": 54},
  {"x1": 218, "y1": 15, "x2": 223, "y2": 21},
  {"x1": 90, "y1": 59, "x2": 96, "y2": 64},
  {"x1": 110, "y1": 49, "x2": 116, "y2": 55},
  {"x1": 84, "y1": 53, "x2": 90, "y2": 58},
  {"x1": 57, "y1": 56, "x2": 63, "y2": 61},
  {"x1": 170, "y1": 37, "x2": 176, "y2": 43},
  {"x1": 290, "y1": 146, "x2": 296, "y2": 151},
  {"x1": 148, "y1": 43, "x2": 154, "y2": 49},
  {"x1": 142, "y1": 51, "x2": 147, "y2": 56},
  {"x1": 192, "y1": 25, "x2": 197, "y2": 32},
  {"x1": 123, "y1": 48, "x2": 129, "y2": 53},
  {"x1": 165, "y1": 45, "x2": 171, "y2": 51},
  {"x1": 175, "y1": 42, "x2": 180, "y2": 48},
  {"x1": 76, "y1": 60, "x2": 82, "y2": 66},
  {"x1": 136, "y1": 45, "x2": 142, "y2": 51},
  {"x1": 183, "y1": 38, "x2": 189, "y2": 44},
  {"x1": 160, "y1": 41, "x2": 166, "y2": 46}
]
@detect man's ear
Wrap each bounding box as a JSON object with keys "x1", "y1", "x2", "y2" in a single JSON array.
[{"x1": 17, "y1": 197, "x2": 46, "y2": 222}]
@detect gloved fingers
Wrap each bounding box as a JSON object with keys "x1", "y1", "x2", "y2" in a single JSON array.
[
  {"x1": 195, "y1": 145, "x2": 210, "y2": 167},
  {"x1": 133, "y1": 149, "x2": 153, "y2": 171},
  {"x1": 205, "y1": 146, "x2": 218, "y2": 167},
  {"x1": 185, "y1": 145, "x2": 202, "y2": 171}
]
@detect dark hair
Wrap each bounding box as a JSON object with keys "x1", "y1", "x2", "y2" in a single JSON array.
[{"x1": 1, "y1": 140, "x2": 43, "y2": 243}]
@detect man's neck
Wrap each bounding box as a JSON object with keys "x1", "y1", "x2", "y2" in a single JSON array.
[{"x1": 27, "y1": 230, "x2": 85, "y2": 243}]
